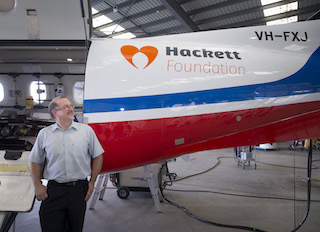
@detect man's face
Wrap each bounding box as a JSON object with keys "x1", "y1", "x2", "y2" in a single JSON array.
[{"x1": 53, "y1": 98, "x2": 74, "y2": 122}]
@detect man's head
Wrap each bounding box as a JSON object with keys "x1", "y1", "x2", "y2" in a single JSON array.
[{"x1": 48, "y1": 96, "x2": 74, "y2": 122}]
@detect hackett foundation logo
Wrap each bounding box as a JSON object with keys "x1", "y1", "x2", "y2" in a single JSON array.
[
  {"x1": 121, "y1": 45, "x2": 158, "y2": 69},
  {"x1": 120, "y1": 45, "x2": 246, "y2": 76}
]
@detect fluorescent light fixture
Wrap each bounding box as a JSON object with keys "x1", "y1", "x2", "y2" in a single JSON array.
[
  {"x1": 91, "y1": 7, "x2": 136, "y2": 39},
  {"x1": 112, "y1": 32, "x2": 136, "y2": 39},
  {"x1": 263, "y1": 2, "x2": 298, "y2": 17},
  {"x1": 91, "y1": 8, "x2": 98, "y2": 14},
  {"x1": 266, "y1": 15, "x2": 298, "y2": 25},
  {"x1": 261, "y1": 0, "x2": 282, "y2": 6},
  {"x1": 92, "y1": 15, "x2": 113, "y2": 28}
]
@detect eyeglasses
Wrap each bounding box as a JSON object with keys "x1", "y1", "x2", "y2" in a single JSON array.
[{"x1": 54, "y1": 104, "x2": 74, "y2": 111}]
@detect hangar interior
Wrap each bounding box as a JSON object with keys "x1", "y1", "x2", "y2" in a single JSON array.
[
  {"x1": 13, "y1": 146, "x2": 320, "y2": 232},
  {"x1": 0, "y1": 0, "x2": 320, "y2": 232}
]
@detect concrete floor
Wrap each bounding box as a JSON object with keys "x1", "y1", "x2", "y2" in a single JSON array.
[{"x1": 11, "y1": 143, "x2": 320, "y2": 232}]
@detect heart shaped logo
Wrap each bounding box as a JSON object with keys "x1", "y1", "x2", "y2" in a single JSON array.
[{"x1": 121, "y1": 45, "x2": 158, "y2": 69}]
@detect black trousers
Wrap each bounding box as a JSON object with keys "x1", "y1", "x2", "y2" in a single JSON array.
[{"x1": 39, "y1": 180, "x2": 88, "y2": 232}]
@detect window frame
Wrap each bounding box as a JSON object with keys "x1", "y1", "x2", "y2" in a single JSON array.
[
  {"x1": 73, "y1": 81, "x2": 84, "y2": 106},
  {"x1": 0, "y1": 82, "x2": 4, "y2": 102},
  {"x1": 30, "y1": 80, "x2": 47, "y2": 104}
]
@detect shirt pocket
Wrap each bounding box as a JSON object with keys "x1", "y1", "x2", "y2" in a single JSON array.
[{"x1": 75, "y1": 137, "x2": 89, "y2": 154}]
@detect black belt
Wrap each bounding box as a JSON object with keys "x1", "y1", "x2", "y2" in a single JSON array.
[{"x1": 49, "y1": 179, "x2": 87, "y2": 186}]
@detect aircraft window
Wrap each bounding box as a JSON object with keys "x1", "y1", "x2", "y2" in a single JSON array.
[
  {"x1": 0, "y1": 82, "x2": 4, "y2": 102},
  {"x1": 30, "y1": 81, "x2": 46, "y2": 103},
  {"x1": 73, "y1": 81, "x2": 84, "y2": 105}
]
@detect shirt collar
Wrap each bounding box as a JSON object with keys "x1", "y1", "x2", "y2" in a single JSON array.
[{"x1": 52, "y1": 121, "x2": 78, "y2": 131}]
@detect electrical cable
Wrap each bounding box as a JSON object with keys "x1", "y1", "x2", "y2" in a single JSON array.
[
  {"x1": 291, "y1": 139, "x2": 313, "y2": 232},
  {"x1": 293, "y1": 147, "x2": 297, "y2": 229},
  {"x1": 254, "y1": 160, "x2": 318, "y2": 170},
  {"x1": 161, "y1": 156, "x2": 267, "y2": 232},
  {"x1": 171, "y1": 156, "x2": 231, "y2": 182},
  {"x1": 163, "y1": 194, "x2": 266, "y2": 232},
  {"x1": 164, "y1": 188, "x2": 320, "y2": 203},
  {"x1": 162, "y1": 146, "x2": 317, "y2": 232}
]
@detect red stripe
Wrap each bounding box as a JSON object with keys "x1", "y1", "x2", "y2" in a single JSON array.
[{"x1": 89, "y1": 101, "x2": 320, "y2": 173}]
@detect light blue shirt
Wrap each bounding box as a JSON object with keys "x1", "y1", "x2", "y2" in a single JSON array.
[{"x1": 29, "y1": 121, "x2": 104, "y2": 183}]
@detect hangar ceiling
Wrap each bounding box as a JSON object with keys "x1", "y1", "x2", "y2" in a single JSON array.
[
  {"x1": 91, "y1": 0, "x2": 320, "y2": 39},
  {"x1": 0, "y1": 0, "x2": 319, "y2": 75}
]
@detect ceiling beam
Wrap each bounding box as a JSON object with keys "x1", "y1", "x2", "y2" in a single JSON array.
[
  {"x1": 195, "y1": 0, "x2": 307, "y2": 27},
  {"x1": 176, "y1": 0, "x2": 197, "y2": 4},
  {"x1": 159, "y1": 0, "x2": 199, "y2": 32},
  {"x1": 206, "y1": 5, "x2": 320, "y2": 30},
  {"x1": 92, "y1": 0, "x2": 145, "y2": 18},
  {"x1": 137, "y1": 25, "x2": 186, "y2": 38},
  {"x1": 188, "y1": 0, "x2": 300, "y2": 17},
  {"x1": 187, "y1": 0, "x2": 240, "y2": 17},
  {"x1": 307, "y1": 9, "x2": 320, "y2": 20},
  {"x1": 93, "y1": 6, "x2": 166, "y2": 31},
  {"x1": 105, "y1": 16, "x2": 178, "y2": 38}
]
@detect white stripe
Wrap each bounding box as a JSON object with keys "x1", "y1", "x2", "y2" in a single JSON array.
[{"x1": 84, "y1": 93, "x2": 320, "y2": 124}]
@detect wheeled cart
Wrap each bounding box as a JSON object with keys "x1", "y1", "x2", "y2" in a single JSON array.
[
  {"x1": 90, "y1": 161, "x2": 176, "y2": 212},
  {"x1": 110, "y1": 162, "x2": 170, "y2": 199},
  {"x1": 234, "y1": 146, "x2": 256, "y2": 169}
]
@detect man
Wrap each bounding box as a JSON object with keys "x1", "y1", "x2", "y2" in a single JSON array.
[{"x1": 29, "y1": 96, "x2": 104, "y2": 232}]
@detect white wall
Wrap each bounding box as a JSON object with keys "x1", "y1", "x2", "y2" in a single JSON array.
[{"x1": 0, "y1": 0, "x2": 90, "y2": 40}]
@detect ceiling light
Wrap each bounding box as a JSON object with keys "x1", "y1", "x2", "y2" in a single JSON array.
[
  {"x1": 112, "y1": 32, "x2": 136, "y2": 39},
  {"x1": 92, "y1": 15, "x2": 112, "y2": 28},
  {"x1": 260, "y1": 0, "x2": 282, "y2": 6},
  {"x1": 66, "y1": 58, "x2": 73, "y2": 62},
  {"x1": 92, "y1": 7, "x2": 98, "y2": 14},
  {"x1": 266, "y1": 15, "x2": 298, "y2": 25},
  {"x1": 263, "y1": 2, "x2": 298, "y2": 17}
]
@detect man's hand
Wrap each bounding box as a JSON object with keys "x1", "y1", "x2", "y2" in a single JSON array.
[
  {"x1": 35, "y1": 184, "x2": 48, "y2": 201},
  {"x1": 29, "y1": 162, "x2": 48, "y2": 201},
  {"x1": 84, "y1": 155, "x2": 103, "y2": 202},
  {"x1": 85, "y1": 181, "x2": 94, "y2": 202}
]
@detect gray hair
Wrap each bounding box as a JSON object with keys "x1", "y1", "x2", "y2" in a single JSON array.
[{"x1": 48, "y1": 96, "x2": 68, "y2": 119}]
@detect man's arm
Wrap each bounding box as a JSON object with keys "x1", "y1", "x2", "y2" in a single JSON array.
[
  {"x1": 29, "y1": 162, "x2": 48, "y2": 201},
  {"x1": 85, "y1": 154, "x2": 103, "y2": 202}
]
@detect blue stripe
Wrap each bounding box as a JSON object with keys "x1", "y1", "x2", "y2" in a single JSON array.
[{"x1": 84, "y1": 46, "x2": 320, "y2": 114}]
